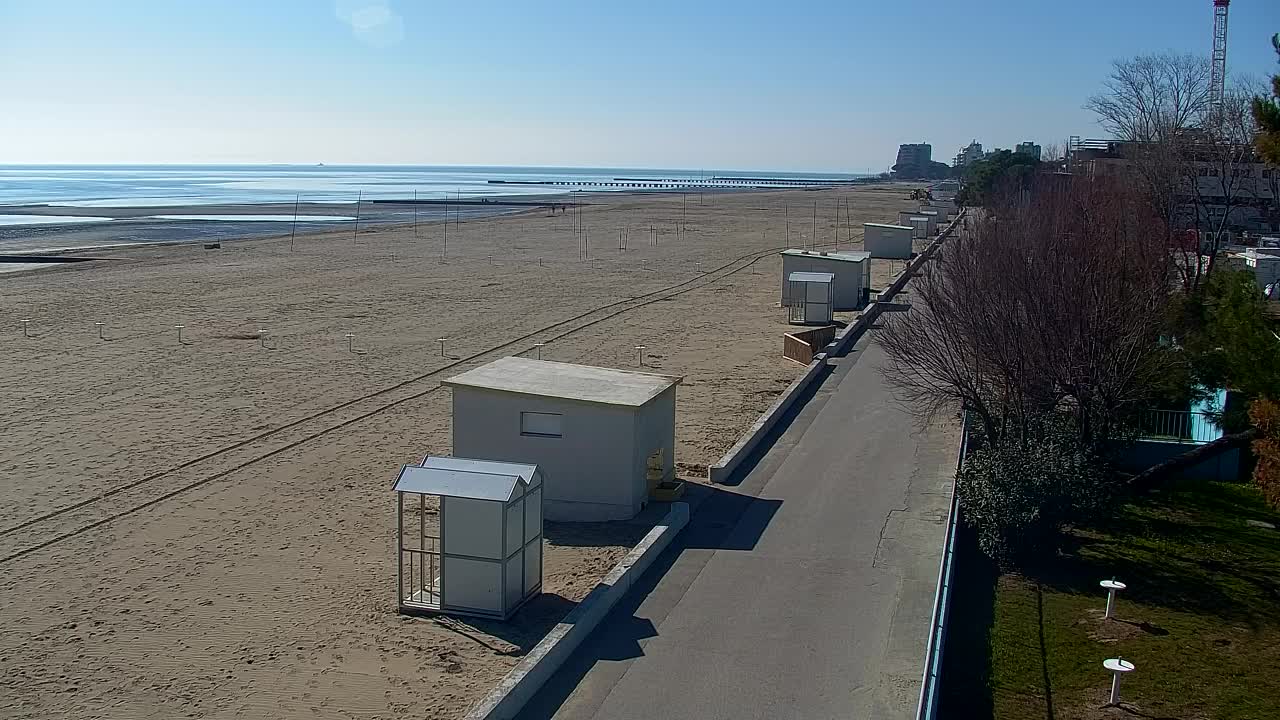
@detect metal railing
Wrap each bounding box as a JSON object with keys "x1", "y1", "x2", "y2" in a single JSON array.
[
  {"x1": 400, "y1": 538, "x2": 441, "y2": 610},
  {"x1": 1136, "y1": 409, "x2": 1221, "y2": 444},
  {"x1": 916, "y1": 409, "x2": 969, "y2": 720}
]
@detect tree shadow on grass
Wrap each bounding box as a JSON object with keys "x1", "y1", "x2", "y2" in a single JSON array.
[{"x1": 1018, "y1": 483, "x2": 1280, "y2": 627}]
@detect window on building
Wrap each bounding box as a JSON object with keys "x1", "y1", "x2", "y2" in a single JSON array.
[{"x1": 520, "y1": 411, "x2": 562, "y2": 438}]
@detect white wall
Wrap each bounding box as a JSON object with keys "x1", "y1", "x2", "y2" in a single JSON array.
[
  {"x1": 633, "y1": 386, "x2": 677, "y2": 491},
  {"x1": 443, "y1": 496, "x2": 503, "y2": 559},
  {"x1": 864, "y1": 224, "x2": 913, "y2": 259},
  {"x1": 1247, "y1": 256, "x2": 1280, "y2": 289},
  {"x1": 452, "y1": 388, "x2": 645, "y2": 521}
]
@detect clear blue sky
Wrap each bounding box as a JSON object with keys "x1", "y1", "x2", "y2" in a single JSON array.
[{"x1": 1, "y1": 0, "x2": 1277, "y2": 171}]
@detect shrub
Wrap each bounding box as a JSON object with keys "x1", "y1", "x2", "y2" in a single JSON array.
[
  {"x1": 958, "y1": 433, "x2": 1114, "y2": 566},
  {"x1": 1249, "y1": 398, "x2": 1280, "y2": 509}
]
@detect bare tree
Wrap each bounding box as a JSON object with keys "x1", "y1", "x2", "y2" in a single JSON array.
[
  {"x1": 879, "y1": 174, "x2": 1172, "y2": 450},
  {"x1": 1086, "y1": 55, "x2": 1265, "y2": 291},
  {"x1": 1085, "y1": 53, "x2": 1211, "y2": 143}
]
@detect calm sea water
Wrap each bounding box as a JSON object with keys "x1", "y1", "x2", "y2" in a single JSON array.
[
  {"x1": 0, "y1": 165, "x2": 873, "y2": 266},
  {"x1": 0, "y1": 165, "x2": 872, "y2": 207}
]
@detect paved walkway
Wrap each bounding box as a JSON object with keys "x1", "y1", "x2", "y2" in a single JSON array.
[{"x1": 518, "y1": 327, "x2": 961, "y2": 720}]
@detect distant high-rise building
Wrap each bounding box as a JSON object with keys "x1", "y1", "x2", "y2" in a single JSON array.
[
  {"x1": 895, "y1": 143, "x2": 932, "y2": 172},
  {"x1": 953, "y1": 141, "x2": 984, "y2": 167},
  {"x1": 1015, "y1": 141, "x2": 1042, "y2": 160}
]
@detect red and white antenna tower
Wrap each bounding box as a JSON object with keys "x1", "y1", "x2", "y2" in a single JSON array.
[{"x1": 1209, "y1": 0, "x2": 1229, "y2": 121}]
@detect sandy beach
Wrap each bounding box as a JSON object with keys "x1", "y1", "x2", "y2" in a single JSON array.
[{"x1": 0, "y1": 184, "x2": 921, "y2": 719}]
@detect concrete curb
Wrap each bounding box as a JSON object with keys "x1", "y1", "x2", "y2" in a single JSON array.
[
  {"x1": 462, "y1": 501, "x2": 691, "y2": 720},
  {"x1": 707, "y1": 355, "x2": 828, "y2": 483},
  {"x1": 707, "y1": 209, "x2": 963, "y2": 485}
]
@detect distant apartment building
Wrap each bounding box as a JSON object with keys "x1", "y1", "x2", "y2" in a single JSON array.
[
  {"x1": 952, "y1": 141, "x2": 984, "y2": 168},
  {"x1": 1067, "y1": 138, "x2": 1278, "y2": 233},
  {"x1": 1015, "y1": 141, "x2": 1042, "y2": 160},
  {"x1": 894, "y1": 143, "x2": 932, "y2": 176}
]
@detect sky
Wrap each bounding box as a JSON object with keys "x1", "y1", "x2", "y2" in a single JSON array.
[{"x1": 1, "y1": 0, "x2": 1277, "y2": 172}]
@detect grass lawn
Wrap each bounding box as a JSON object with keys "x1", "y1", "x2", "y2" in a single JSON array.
[{"x1": 946, "y1": 481, "x2": 1280, "y2": 720}]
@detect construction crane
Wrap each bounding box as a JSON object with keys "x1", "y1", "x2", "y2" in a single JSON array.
[{"x1": 1209, "y1": 0, "x2": 1229, "y2": 122}]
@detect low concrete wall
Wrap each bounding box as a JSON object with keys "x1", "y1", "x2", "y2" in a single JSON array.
[
  {"x1": 463, "y1": 502, "x2": 691, "y2": 720},
  {"x1": 707, "y1": 211, "x2": 964, "y2": 484},
  {"x1": 1116, "y1": 440, "x2": 1242, "y2": 481},
  {"x1": 708, "y1": 356, "x2": 828, "y2": 483}
]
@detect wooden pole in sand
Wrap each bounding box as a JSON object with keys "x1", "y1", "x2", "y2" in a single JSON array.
[
  {"x1": 812, "y1": 201, "x2": 817, "y2": 251},
  {"x1": 290, "y1": 194, "x2": 300, "y2": 251},
  {"x1": 839, "y1": 196, "x2": 849, "y2": 245},
  {"x1": 413, "y1": 190, "x2": 418, "y2": 238},
  {"x1": 833, "y1": 199, "x2": 839, "y2": 249},
  {"x1": 353, "y1": 191, "x2": 362, "y2": 243},
  {"x1": 785, "y1": 203, "x2": 790, "y2": 248}
]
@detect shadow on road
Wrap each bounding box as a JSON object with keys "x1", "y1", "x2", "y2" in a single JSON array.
[{"x1": 514, "y1": 483, "x2": 783, "y2": 719}]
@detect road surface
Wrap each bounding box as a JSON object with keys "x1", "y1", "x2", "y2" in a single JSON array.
[{"x1": 518, "y1": 324, "x2": 961, "y2": 720}]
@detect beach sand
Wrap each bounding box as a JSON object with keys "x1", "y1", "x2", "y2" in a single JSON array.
[{"x1": 0, "y1": 184, "x2": 921, "y2": 719}]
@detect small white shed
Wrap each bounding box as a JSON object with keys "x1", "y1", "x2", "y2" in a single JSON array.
[
  {"x1": 786, "y1": 271, "x2": 835, "y2": 325},
  {"x1": 395, "y1": 456, "x2": 543, "y2": 620},
  {"x1": 916, "y1": 209, "x2": 940, "y2": 234},
  {"x1": 906, "y1": 215, "x2": 929, "y2": 239},
  {"x1": 863, "y1": 223, "x2": 913, "y2": 260},
  {"x1": 780, "y1": 249, "x2": 871, "y2": 310},
  {"x1": 1243, "y1": 250, "x2": 1280, "y2": 290},
  {"x1": 444, "y1": 358, "x2": 680, "y2": 522}
]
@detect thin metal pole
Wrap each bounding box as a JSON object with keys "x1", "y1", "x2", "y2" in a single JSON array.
[
  {"x1": 812, "y1": 201, "x2": 817, "y2": 251},
  {"x1": 290, "y1": 194, "x2": 300, "y2": 251},
  {"x1": 353, "y1": 190, "x2": 362, "y2": 243},
  {"x1": 785, "y1": 203, "x2": 790, "y2": 248},
  {"x1": 413, "y1": 190, "x2": 418, "y2": 238},
  {"x1": 397, "y1": 492, "x2": 404, "y2": 606}
]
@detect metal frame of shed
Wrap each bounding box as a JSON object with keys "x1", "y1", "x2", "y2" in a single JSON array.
[{"x1": 395, "y1": 456, "x2": 543, "y2": 620}]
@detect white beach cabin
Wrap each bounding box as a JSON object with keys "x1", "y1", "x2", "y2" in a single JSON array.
[
  {"x1": 786, "y1": 271, "x2": 835, "y2": 325},
  {"x1": 779, "y1": 249, "x2": 871, "y2": 310},
  {"x1": 444, "y1": 357, "x2": 680, "y2": 522},
  {"x1": 916, "y1": 209, "x2": 940, "y2": 234},
  {"x1": 906, "y1": 215, "x2": 930, "y2": 239},
  {"x1": 862, "y1": 223, "x2": 913, "y2": 260},
  {"x1": 395, "y1": 456, "x2": 543, "y2": 620}
]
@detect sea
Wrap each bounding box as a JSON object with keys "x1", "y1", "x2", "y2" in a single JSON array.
[{"x1": 0, "y1": 165, "x2": 873, "y2": 266}]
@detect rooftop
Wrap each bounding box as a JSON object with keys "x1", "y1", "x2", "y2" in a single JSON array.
[
  {"x1": 864, "y1": 222, "x2": 913, "y2": 231},
  {"x1": 781, "y1": 249, "x2": 870, "y2": 263},
  {"x1": 394, "y1": 457, "x2": 541, "y2": 501},
  {"x1": 443, "y1": 357, "x2": 681, "y2": 407}
]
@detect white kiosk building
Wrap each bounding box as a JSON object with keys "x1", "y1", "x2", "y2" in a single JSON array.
[
  {"x1": 780, "y1": 249, "x2": 871, "y2": 310},
  {"x1": 395, "y1": 456, "x2": 543, "y2": 620},
  {"x1": 863, "y1": 223, "x2": 913, "y2": 259},
  {"x1": 786, "y1": 271, "x2": 835, "y2": 325},
  {"x1": 444, "y1": 357, "x2": 680, "y2": 522}
]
